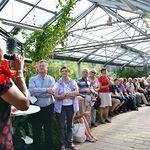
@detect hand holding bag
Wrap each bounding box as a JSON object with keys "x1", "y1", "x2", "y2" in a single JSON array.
[{"x1": 72, "y1": 122, "x2": 86, "y2": 143}]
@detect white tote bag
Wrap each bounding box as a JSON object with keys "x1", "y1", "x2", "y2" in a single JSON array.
[{"x1": 72, "y1": 123, "x2": 86, "y2": 143}]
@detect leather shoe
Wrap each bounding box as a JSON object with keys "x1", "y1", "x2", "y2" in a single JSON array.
[
  {"x1": 100, "y1": 120, "x2": 106, "y2": 124},
  {"x1": 61, "y1": 145, "x2": 66, "y2": 150},
  {"x1": 105, "y1": 119, "x2": 111, "y2": 123},
  {"x1": 91, "y1": 123, "x2": 98, "y2": 127},
  {"x1": 66, "y1": 144, "x2": 78, "y2": 150}
]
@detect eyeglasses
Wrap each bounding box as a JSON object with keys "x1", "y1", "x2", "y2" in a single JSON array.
[
  {"x1": 91, "y1": 71, "x2": 96, "y2": 74},
  {"x1": 61, "y1": 70, "x2": 68, "y2": 72}
]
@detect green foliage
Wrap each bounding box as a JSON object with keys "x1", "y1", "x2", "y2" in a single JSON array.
[
  {"x1": 49, "y1": 60, "x2": 78, "y2": 80},
  {"x1": 115, "y1": 67, "x2": 148, "y2": 78},
  {"x1": 22, "y1": 0, "x2": 76, "y2": 61},
  {"x1": 143, "y1": 13, "x2": 150, "y2": 19}
]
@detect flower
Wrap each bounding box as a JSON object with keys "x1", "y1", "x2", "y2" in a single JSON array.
[{"x1": 0, "y1": 60, "x2": 16, "y2": 84}]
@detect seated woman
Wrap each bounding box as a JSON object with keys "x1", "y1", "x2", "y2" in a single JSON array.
[
  {"x1": 74, "y1": 111, "x2": 97, "y2": 142},
  {"x1": 74, "y1": 97, "x2": 97, "y2": 143}
]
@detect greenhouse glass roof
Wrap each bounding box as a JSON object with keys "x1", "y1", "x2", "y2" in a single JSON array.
[{"x1": 1, "y1": 0, "x2": 150, "y2": 67}]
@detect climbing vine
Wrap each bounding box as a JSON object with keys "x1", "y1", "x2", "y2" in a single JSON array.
[{"x1": 22, "y1": 0, "x2": 76, "y2": 61}]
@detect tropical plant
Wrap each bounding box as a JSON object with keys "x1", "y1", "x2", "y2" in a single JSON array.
[
  {"x1": 22, "y1": 0, "x2": 76, "y2": 61},
  {"x1": 115, "y1": 67, "x2": 148, "y2": 78}
]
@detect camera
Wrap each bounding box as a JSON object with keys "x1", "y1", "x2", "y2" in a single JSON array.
[{"x1": 4, "y1": 54, "x2": 32, "y2": 63}]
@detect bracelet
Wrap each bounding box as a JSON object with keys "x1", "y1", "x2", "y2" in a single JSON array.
[
  {"x1": 16, "y1": 76, "x2": 24, "y2": 78},
  {"x1": 16, "y1": 69, "x2": 23, "y2": 73}
]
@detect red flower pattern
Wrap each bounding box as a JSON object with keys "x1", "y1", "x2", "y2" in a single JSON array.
[
  {"x1": 3, "y1": 126, "x2": 9, "y2": 135},
  {"x1": 0, "y1": 60, "x2": 16, "y2": 84},
  {"x1": 7, "y1": 133, "x2": 12, "y2": 141}
]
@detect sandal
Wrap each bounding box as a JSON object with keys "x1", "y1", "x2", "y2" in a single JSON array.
[
  {"x1": 92, "y1": 136, "x2": 98, "y2": 141},
  {"x1": 86, "y1": 137, "x2": 96, "y2": 143}
]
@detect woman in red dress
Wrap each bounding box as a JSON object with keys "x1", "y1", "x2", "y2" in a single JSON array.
[
  {"x1": 98, "y1": 68, "x2": 112, "y2": 123},
  {"x1": 0, "y1": 44, "x2": 29, "y2": 150}
]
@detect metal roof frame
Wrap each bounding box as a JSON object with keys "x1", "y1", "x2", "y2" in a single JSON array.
[{"x1": 1, "y1": 0, "x2": 150, "y2": 67}]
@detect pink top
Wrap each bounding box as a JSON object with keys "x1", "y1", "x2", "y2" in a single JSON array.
[
  {"x1": 88, "y1": 77, "x2": 99, "y2": 89},
  {"x1": 98, "y1": 76, "x2": 110, "y2": 93}
]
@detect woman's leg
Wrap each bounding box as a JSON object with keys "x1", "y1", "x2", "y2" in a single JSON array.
[
  {"x1": 104, "y1": 106, "x2": 111, "y2": 122},
  {"x1": 79, "y1": 117, "x2": 96, "y2": 142},
  {"x1": 116, "y1": 100, "x2": 124, "y2": 110},
  {"x1": 99, "y1": 107, "x2": 105, "y2": 123}
]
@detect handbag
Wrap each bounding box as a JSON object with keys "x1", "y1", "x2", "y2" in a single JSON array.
[
  {"x1": 93, "y1": 95, "x2": 101, "y2": 110},
  {"x1": 72, "y1": 123, "x2": 86, "y2": 143}
]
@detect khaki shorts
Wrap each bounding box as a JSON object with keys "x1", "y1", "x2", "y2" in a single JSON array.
[{"x1": 112, "y1": 98, "x2": 120, "y2": 104}]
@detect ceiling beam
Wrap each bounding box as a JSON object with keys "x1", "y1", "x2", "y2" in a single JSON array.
[
  {"x1": 15, "y1": 0, "x2": 56, "y2": 14},
  {"x1": 121, "y1": 44, "x2": 150, "y2": 57},
  {"x1": 0, "y1": 27, "x2": 23, "y2": 47},
  {"x1": 45, "y1": 0, "x2": 79, "y2": 26},
  {"x1": 104, "y1": 50, "x2": 127, "y2": 66},
  {"x1": 121, "y1": 56, "x2": 142, "y2": 68},
  {"x1": 78, "y1": 46, "x2": 103, "y2": 63},
  {"x1": 89, "y1": 0, "x2": 143, "y2": 14},
  {"x1": 101, "y1": 7, "x2": 146, "y2": 36},
  {"x1": 67, "y1": 3, "x2": 97, "y2": 30},
  {"x1": 129, "y1": 0, "x2": 150, "y2": 13},
  {"x1": 52, "y1": 54, "x2": 142, "y2": 67},
  {"x1": 55, "y1": 35, "x2": 150, "y2": 52},
  {"x1": 69, "y1": 16, "x2": 141, "y2": 33},
  {"x1": 10, "y1": 0, "x2": 42, "y2": 34},
  {"x1": 121, "y1": 45, "x2": 150, "y2": 67},
  {"x1": 0, "y1": 0, "x2": 9, "y2": 11}
]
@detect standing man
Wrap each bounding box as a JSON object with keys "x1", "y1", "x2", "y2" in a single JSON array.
[
  {"x1": 29, "y1": 60, "x2": 55, "y2": 150},
  {"x1": 77, "y1": 68, "x2": 94, "y2": 125}
]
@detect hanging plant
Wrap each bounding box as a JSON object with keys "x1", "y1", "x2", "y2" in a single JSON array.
[{"x1": 22, "y1": 0, "x2": 76, "y2": 62}]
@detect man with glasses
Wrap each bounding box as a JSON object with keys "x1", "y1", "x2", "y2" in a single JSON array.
[{"x1": 77, "y1": 68, "x2": 96, "y2": 125}]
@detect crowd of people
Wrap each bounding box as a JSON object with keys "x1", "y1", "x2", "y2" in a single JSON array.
[
  {"x1": 1, "y1": 41, "x2": 150, "y2": 150},
  {"x1": 28, "y1": 62, "x2": 150, "y2": 150}
]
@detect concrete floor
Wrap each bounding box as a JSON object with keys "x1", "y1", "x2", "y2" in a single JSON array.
[{"x1": 77, "y1": 106, "x2": 150, "y2": 150}]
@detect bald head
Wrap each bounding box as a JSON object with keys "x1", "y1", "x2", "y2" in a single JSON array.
[{"x1": 82, "y1": 68, "x2": 89, "y2": 78}]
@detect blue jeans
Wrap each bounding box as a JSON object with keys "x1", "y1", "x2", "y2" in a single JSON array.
[{"x1": 57, "y1": 105, "x2": 74, "y2": 148}]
